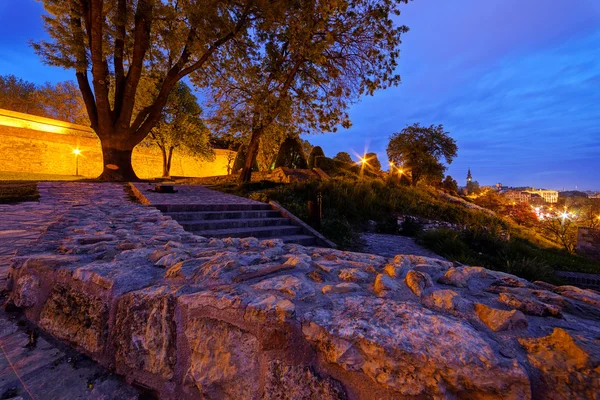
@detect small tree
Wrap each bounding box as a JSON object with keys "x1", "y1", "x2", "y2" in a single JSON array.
[
  {"x1": 333, "y1": 152, "x2": 353, "y2": 164},
  {"x1": 274, "y1": 137, "x2": 308, "y2": 169},
  {"x1": 365, "y1": 152, "x2": 382, "y2": 172},
  {"x1": 387, "y1": 123, "x2": 458, "y2": 186},
  {"x1": 308, "y1": 146, "x2": 326, "y2": 169},
  {"x1": 540, "y1": 216, "x2": 578, "y2": 253},
  {"x1": 442, "y1": 175, "x2": 458, "y2": 194},
  {"x1": 144, "y1": 82, "x2": 213, "y2": 178}
]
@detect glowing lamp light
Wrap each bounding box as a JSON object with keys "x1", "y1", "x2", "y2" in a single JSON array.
[
  {"x1": 560, "y1": 211, "x2": 569, "y2": 220},
  {"x1": 73, "y1": 148, "x2": 81, "y2": 156},
  {"x1": 398, "y1": 169, "x2": 404, "y2": 174}
]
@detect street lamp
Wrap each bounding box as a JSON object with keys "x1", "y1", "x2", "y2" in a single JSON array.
[{"x1": 73, "y1": 148, "x2": 81, "y2": 176}]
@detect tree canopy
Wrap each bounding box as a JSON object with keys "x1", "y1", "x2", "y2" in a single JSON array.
[
  {"x1": 308, "y1": 146, "x2": 326, "y2": 169},
  {"x1": 0, "y1": 74, "x2": 89, "y2": 125},
  {"x1": 33, "y1": 0, "x2": 264, "y2": 180},
  {"x1": 365, "y1": 152, "x2": 382, "y2": 172},
  {"x1": 199, "y1": 0, "x2": 409, "y2": 182},
  {"x1": 144, "y1": 81, "x2": 213, "y2": 177},
  {"x1": 387, "y1": 123, "x2": 458, "y2": 186},
  {"x1": 333, "y1": 152, "x2": 353, "y2": 164},
  {"x1": 274, "y1": 137, "x2": 308, "y2": 169}
]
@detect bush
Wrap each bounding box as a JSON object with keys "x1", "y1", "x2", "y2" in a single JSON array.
[
  {"x1": 308, "y1": 146, "x2": 326, "y2": 169},
  {"x1": 274, "y1": 137, "x2": 308, "y2": 169},
  {"x1": 400, "y1": 217, "x2": 422, "y2": 237}
]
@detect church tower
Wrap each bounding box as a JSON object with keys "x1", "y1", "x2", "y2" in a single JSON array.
[{"x1": 466, "y1": 168, "x2": 472, "y2": 185}]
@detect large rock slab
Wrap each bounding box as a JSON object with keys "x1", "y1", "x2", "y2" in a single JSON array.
[{"x1": 7, "y1": 183, "x2": 600, "y2": 399}]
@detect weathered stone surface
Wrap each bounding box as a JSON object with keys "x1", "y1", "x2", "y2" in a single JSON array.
[
  {"x1": 322, "y1": 282, "x2": 361, "y2": 295},
  {"x1": 114, "y1": 286, "x2": 177, "y2": 379},
  {"x1": 498, "y1": 292, "x2": 562, "y2": 317},
  {"x1": 303, "y1": 297, "x2": 531, "y2": 398},
  {"x1": 252, "y1": 274, "x2": 315, "y2": 299},
  {"x1": 556, "y1": 285, "x2": 600, "y2": 308},
  {"x1": 8, "y1": 183, "x2": 600, "y2": 400},
  {"x1": 11, "y1": 275, "x2": 40, "y2": 308},
  {"x1": 404, "y1": 270, "x2": 433, "y2": 296},
  {"x1": 422, "y1": 289, "x2": 470, "y2": 313},
  {"x1": 438, "y1": 266, "x2": 488, "y2": 287},
  {"x1": 264, "y1": 361, "x2": 347, "y2": 400},
  {"x1": 39, "y1": 284, "x2": 108, "y2": 354},
  {"x1": 373, "y1": 273, "x2": 398, "y2": 295},
  {"x1": 475, "y1": 303, "x2": 528, "y2": 332},
  {"x1": 184, "y1": 318, "x2": 260, "y2": 398},
  {"x1": 519, "y1": 328, "x2": 600, "y2": 399}
]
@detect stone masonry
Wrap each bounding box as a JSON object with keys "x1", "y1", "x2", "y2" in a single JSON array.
[{"x1": 7, "y1": 183, "x2": 600, "y2": 399}]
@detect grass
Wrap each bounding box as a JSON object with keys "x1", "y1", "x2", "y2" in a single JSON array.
[
  {"x1": 0, "y1": 182, "x2": 40, "y2": 203},
  {"x1": 210, "y1": 176, "x2": 600, "y2": 281}
]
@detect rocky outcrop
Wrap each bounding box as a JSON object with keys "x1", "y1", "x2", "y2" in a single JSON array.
[{"x1": 7, "y1": 185, "x2": 600, "y2": 399}]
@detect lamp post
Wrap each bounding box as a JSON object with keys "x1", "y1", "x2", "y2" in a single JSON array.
[{"x1": 73, "y1": 148, "x2": 81, "y2": 176}]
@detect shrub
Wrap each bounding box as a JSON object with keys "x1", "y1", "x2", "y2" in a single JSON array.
[
  {"x1": 274, "y1": 137, "x2": 308, "y2": 169},
  {"x1": 400, "y1": 217, "x2": 422, "y2": 237},
  {"x1": 308, "y1": 146, "x2": 326, "y2": 169}
]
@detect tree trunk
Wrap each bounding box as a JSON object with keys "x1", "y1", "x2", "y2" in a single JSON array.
[
  {"x1": 239, "y1": 129, "x2": 262, "y2": 183},
  {"x1": 160, "y1": 146, "x2": 168, "y2": 178},
  {"x1": 165, "y1": 147, "x2": 174, "y2": 178},
  {"x1": 98, "y1": 142, "x2": 138, "y2": 181}
]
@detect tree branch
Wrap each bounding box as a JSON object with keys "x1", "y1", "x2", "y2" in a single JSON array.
[
  {"x1": 113, "y1": 0, "x2": 127, "y2": 117},
  {"x1": 116, "y1": 0, "x2": 153, "y2": 132}
]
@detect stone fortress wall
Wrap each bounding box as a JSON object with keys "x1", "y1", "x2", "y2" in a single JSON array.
[{"x1": 0, "y1": 108, "x2": 234, "y2": 179}]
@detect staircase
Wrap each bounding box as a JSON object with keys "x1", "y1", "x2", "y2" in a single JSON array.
[{"x1": 154, "y1": 203, "x2": 319, "y2": 246}]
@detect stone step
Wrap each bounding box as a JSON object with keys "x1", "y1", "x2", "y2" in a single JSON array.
[
  {"x1": 197, "y1": 225, "x2": 303, "y2": 239},
  {"x1": 166, "y1": 210, "x2": 281, "y2": 221},
  {"x1": 153, "y1": 203, "x2": 272, "y2": 213},
  {"x1": 275, "y1": 234, "x2": 318, "y2": 246},
  {"x1": 180, "y1": 218, "x2": 292, "y2": 231}
]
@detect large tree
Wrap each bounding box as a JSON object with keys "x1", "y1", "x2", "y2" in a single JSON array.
[
  {"x1": 200, "y1": 0, "x2": 409, "y2": 183},
  {"x1": 387, "y1": 123, "x2": 458, "y2": 186},
  {"x1": 143, "y1": 81, "x2": 213, "y2": 178},
  {"x1": 33, "y1": 0, "x2": 261, "y2": 180}
]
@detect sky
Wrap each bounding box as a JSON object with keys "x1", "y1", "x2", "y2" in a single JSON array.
[{"x1": 1, "y1": 0, "x2": 599, "y2": 190}]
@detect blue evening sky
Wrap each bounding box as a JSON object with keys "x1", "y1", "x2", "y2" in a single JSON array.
[{"x1": 1, "y1": 0, "x2": 599, "y2": 189}]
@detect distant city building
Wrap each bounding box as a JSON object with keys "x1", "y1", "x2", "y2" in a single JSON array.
[
  {"x1": 523, "y1": 189, "x2": 559, "y2": 204},
  {"x1": 495, "y1": 183, "x2": 503, "y2": 192},
  {"x1": 504, "y1": 190, "x2": 531, "y2": 204},
  {"x1": 466, "y1": 168, "x2": 472, "y2": 185}
]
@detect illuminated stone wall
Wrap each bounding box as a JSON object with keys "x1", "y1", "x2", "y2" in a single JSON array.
[{"x1": 0, "y1": 108, "x2": 234, "y2": 179}]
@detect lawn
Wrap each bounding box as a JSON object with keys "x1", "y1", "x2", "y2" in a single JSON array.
[{"x1": 0, "y1": 182, "x2": 40, "y2": 203}]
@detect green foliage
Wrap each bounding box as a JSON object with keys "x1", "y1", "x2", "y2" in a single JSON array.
[
  {"x1": 442, "y1": 175, "x2": 458, "y2": 194},
  {"x1": 400, "y1": 217, "x2": 423, "y2": 237},
  {"x1": 308, "y1": 146, "x2": 326, "y2": 169},
  {"x1": 365, "y1": 152, "x2": 382, "y2": 172},
  {"x1": 417, "y1": 228, "x2": 598, "y2": 282},
  {"x1": 0, "y1": 74, "x2": 89, "y2": 125},
  {"x1": 333, "y1": 152, "x2": 354, "y2": 164},
  {"x1": 274, "y1": 137, "x2": 308, "y2": 169},
  {"x1": 0, "y1": 183, "x2": 39, "y2": 204},
  {"x1": 211, "y1": 175, "x2": 600, "y2": 278},
  {"x1": 387, "y1": 123, "x2": 458, "y2": 186},
  {"x1": 144, "y1": 81, "x2": 213, "y2": 176}
]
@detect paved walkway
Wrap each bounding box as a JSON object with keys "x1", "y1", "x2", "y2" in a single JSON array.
[
  {"x1": 133, "y1": 182, "x2": 264, "y2": 205},
  {"x1": 360, "y1": 232, "x2": 446, "y2": 260},
  {"x1": 0, "y1": 183, "x2": 138, "y2": 400}
]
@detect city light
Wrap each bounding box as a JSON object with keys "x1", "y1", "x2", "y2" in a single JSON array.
[
  {"x1": 398, "y1": 169, "x2": 404, "y2": 175},
  {"x1": 73, "y1": 148, "x2": 81, "y2": 155},
  {"x1": 560, "y1": 211, "x2": 569, "y2": 220}
]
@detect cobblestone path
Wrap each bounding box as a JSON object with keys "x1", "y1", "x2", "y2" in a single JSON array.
[
  {"x1": 0, "y1": 183, "x2": 138, "y2": 400},
  {"x1": 360, "y1": 232, "x2": 446, "y2": 261}
]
